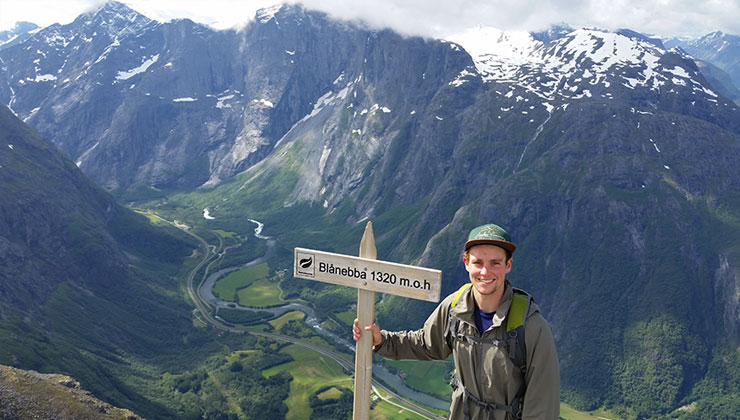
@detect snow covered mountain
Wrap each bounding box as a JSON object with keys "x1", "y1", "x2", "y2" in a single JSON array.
[
  {"x1": 0, "y1": 22, "x2": 39, "y2": 50},
  {"x1": 665, "y1": 31, "x2": 740, "y2": 103},
  {"x1": 449, "y1": 26, "x2": 734, "y2": 110},
  {"x1": 0, "y1": 2, "x2": 736, "y2": 195}
]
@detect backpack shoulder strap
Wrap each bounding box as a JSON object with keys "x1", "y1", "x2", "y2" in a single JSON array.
[
  {"x1": 446, "y1": 283, "x2": 472, "y2": 347},
  {"x1": 506, "y1": 287, "x2": 532, "y2": 375},
  {"x1": 451, "y1": 283, "x2": 472, "y2": 308},
  {"x1": 506, "y1": 288, "x2": 531, "y2": 332}
]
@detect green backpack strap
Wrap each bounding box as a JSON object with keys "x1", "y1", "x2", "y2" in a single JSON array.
[
  {"x1": 506, "y1": 289, "x2": 531, "y2": 332},
  {"x1": 451, "y1": 283, "x2": 472, "y2": 308},
  {"x1": 445, "y1": 283, "x2": 472, "y2": 348},
  {"x1": 506, "y1": 288, "x2": 532, "y2": 375}
]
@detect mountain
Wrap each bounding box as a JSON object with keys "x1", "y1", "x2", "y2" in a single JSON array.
[
  {"x1": 149, "y1": 11, "x2": 740, "y2": 419},
  {"x1": 0, "y1": 102, "x2": 194, "y2": 319},
  {"x1": 0, "y1": 102, "x2": 209, "y2": 417},
  {"x1": 664, "y1": 31, "x2": 740, "y2": 103},
  {"x1": 0, "y1": 2, "x2": 391, "y2": 194},
  {"x1": 0, "y1": 364, "x2": 143, "y2": 420},
  {"x1": 0, "y1": 22, "x2": 39, "y2": 50},
  {"x1": 2, "y1": 2, "x2": 740, "y2": 418}
]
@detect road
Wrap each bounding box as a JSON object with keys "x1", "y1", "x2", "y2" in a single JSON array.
[{"x1": 141, "y1": 211, "x2": 446, "y2": 420}]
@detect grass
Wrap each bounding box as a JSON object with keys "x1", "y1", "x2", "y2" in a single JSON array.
[
  {"x1": 236, "y1": 278, "x2": 283, "y2": 307},
  {"x1": 261, "y1": 343, "x2": 439, "y2": 420},
  {"x1": 225, "y1": 350, "x2": 260, "y2": 365},
  {"x1": 559, "y1": 402, "x2": 623, "y2": 420},
  {"x1": 369, "y1": 391, "x2": 431, "y2": 420},
  {"x1": 212, "y1": 263, "x2": 271, "y2": 302},
  {"x1": 262, "y1": 344, "x2": 353, "y2": 420},
  {"x1": 384, "y1": 359, "x2": 452, "y2": 399},
  {"x1": 269, "y1": 311, "x2": 306, "y2": 331},
  {"x1": 213, "y1": 229, "x2": 237, "y2": 238},
  {"x1": 334, "y1": 310, "x2": 356, "y2": 326},
  {"x1": 317, "y1": 386, "x2": 343, "y2": 400},
  {"x1": 270, "y1": 311, "x2": 306, "y2": 331}
]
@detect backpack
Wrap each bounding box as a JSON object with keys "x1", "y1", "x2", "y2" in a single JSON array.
[{"x1": 445, "y1": 283, "x2": 532, "y2": 418}]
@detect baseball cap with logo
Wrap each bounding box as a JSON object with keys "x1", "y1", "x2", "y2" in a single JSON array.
[{"x1": 464, "y1": 224, "x2": 517, "y2": 253}]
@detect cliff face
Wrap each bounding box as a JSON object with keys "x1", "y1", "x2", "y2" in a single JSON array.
[
  {"x1": 0, "y1": 3, "x2": 473, "y2": 193},
  {"x1": 0, "y1": 365, "x2": 143, "y2": 420},
  {"x1": 0, "y1": 103, "x2": 127, "y2": 318},
  {"x1": 0, "y1": 102, "x2": 196, "y2": 417}
]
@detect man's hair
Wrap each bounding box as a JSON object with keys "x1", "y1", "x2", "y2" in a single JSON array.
[{"x1": 463, "y1": 246, "x2": 512, "y2": 263}]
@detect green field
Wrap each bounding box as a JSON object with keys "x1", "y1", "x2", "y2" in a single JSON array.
[
  {"x1": 262, "y1": 344, "x2": 353, "y2": 420},
  {"x1": 371, "y1": 388, "x2": 439, "y2": 420},
  {"x1": 334, "y1": 309, "x2": 356, "y2": 326},
  {"x1": 385, "y1": 359, "x2": 453, "y2": 400},
  {"x1": 212, "y1": 264, "x2": 283, "y2": 307},
  {"x1": 370, "y1": 400, "x2": 429, "y2": 420},
  {"x1": 262, "y1": 343, "x2": 444, "y2": 420},
  {"x1": 317, "y1": 386, "x2": 343, "y2": 400},
  {"x1": 236, "y1": 278, "x2": 282, "y2": 307},
  {"x1": 560, "y1": 402, "x2": 623, "y2": 420},
  {"x1": 269, "y1": 311, "x2": 306, "y2": 331},
  {"x1": 213, "y1": 229, "x2": 237, "y2": 238}
]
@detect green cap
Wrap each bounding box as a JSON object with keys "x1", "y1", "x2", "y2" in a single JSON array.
[{"x1": 465, "y1": 224, "x2": 517, "y2": 253}]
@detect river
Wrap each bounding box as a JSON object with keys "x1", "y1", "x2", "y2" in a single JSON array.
[{"x1": 200, "y1": 219, "x2": 450, "y2": 411}]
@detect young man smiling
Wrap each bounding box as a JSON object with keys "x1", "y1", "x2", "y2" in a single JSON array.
[{"x1": 353, "y1": 223, "x2": 560, "y2": 419}]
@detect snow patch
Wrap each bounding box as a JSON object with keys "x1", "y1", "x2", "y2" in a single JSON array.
[
  {"x1": 319, "y1": 146, "x2": 332, "y2": 175},
  {"x1": 216, "y1": 94, "x2": 235, "y2": 109},
  {"x1": 257, "y1": 4, "x2": 282, "y2": 23},
  {"x1": 450, "y1": 68, "x2": 477, "y2": 86},
  {"x1": 27, "y1": 74, "x2": 57, "y2": 83},
  {"x1": 116, "y1": 54, "x2": 159, "y2": 81},
  {"x1": 649, "y1": 138, "x2": 661, "y2": 153},
  {"x1": 665, "y1": 66, "x2": 691, "y2": 78},
  {"x1": 252, "y1": 98, "x2": 274, "y2": 108}
]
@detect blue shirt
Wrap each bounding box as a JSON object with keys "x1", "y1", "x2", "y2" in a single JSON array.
[{"x1": 475, "y1": 307, "x2": 496, "y2": 334}]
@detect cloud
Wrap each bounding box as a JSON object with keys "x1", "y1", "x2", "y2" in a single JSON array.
[
  {"x1": 1, "y1": 0, "x2": 738, "y2": 38},
  {"x1": 295, "y1": 0, "x2": 740, "y2": 38}
]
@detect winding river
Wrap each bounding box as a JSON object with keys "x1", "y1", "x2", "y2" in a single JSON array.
[{"x1": 200, "y1": 219, "x2": 450, "y2": 411}]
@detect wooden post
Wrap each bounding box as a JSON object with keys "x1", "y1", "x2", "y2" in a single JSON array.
[
  {"x1": 293, "y1": 221, "x2": 441, "y2": 419},
  {"x1": 353, "y1": 222, "x2": 377, "y2": 420}
]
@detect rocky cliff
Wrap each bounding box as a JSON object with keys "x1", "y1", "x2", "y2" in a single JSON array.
[{"x1": 0, "y1": 365, "x2": 143, "y2": 420}]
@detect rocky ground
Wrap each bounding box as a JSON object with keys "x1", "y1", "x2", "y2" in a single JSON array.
[{"x1": 0, "y1": 365, "x2": 144, "y2": 420}]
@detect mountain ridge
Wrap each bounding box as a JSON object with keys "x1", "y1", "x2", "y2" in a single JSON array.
[{"x1": 1, "y1": 2, "x2": 737, "y2": 194}]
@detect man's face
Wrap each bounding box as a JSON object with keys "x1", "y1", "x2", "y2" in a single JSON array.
[{"x1": 464, "y1": 244, "x2": 512, "y2": 299}]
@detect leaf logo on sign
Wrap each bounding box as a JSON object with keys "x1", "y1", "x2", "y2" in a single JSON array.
[{"x1": 299, "y1": 257, "x2": 313, "y2": 269}]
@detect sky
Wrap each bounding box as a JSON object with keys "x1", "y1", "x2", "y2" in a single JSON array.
[{"x1": 1, "y1": 0, "x2": 739, "y2": 39}]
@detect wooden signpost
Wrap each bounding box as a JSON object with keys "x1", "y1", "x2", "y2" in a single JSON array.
[{"x1": 293, "y1": 222, "x2": 442, "y2": 419}]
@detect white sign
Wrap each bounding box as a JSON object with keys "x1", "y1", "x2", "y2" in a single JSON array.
[{"x1": 294, "y1": 247, "x2": 441, "y2": 302}]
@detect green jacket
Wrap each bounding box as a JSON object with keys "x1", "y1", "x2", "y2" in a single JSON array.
[{"x1": 374, "y1": 282, "x2": 560, "y2": 420}]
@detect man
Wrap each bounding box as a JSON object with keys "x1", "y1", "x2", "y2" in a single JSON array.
[{"x1": 353, "y1": 223, "x2": 560, "y2": 419}]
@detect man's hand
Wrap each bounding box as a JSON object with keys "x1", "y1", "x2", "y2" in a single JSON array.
[{"x1": 353, "y1": 318, "x2": 382, "y2": 347}]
